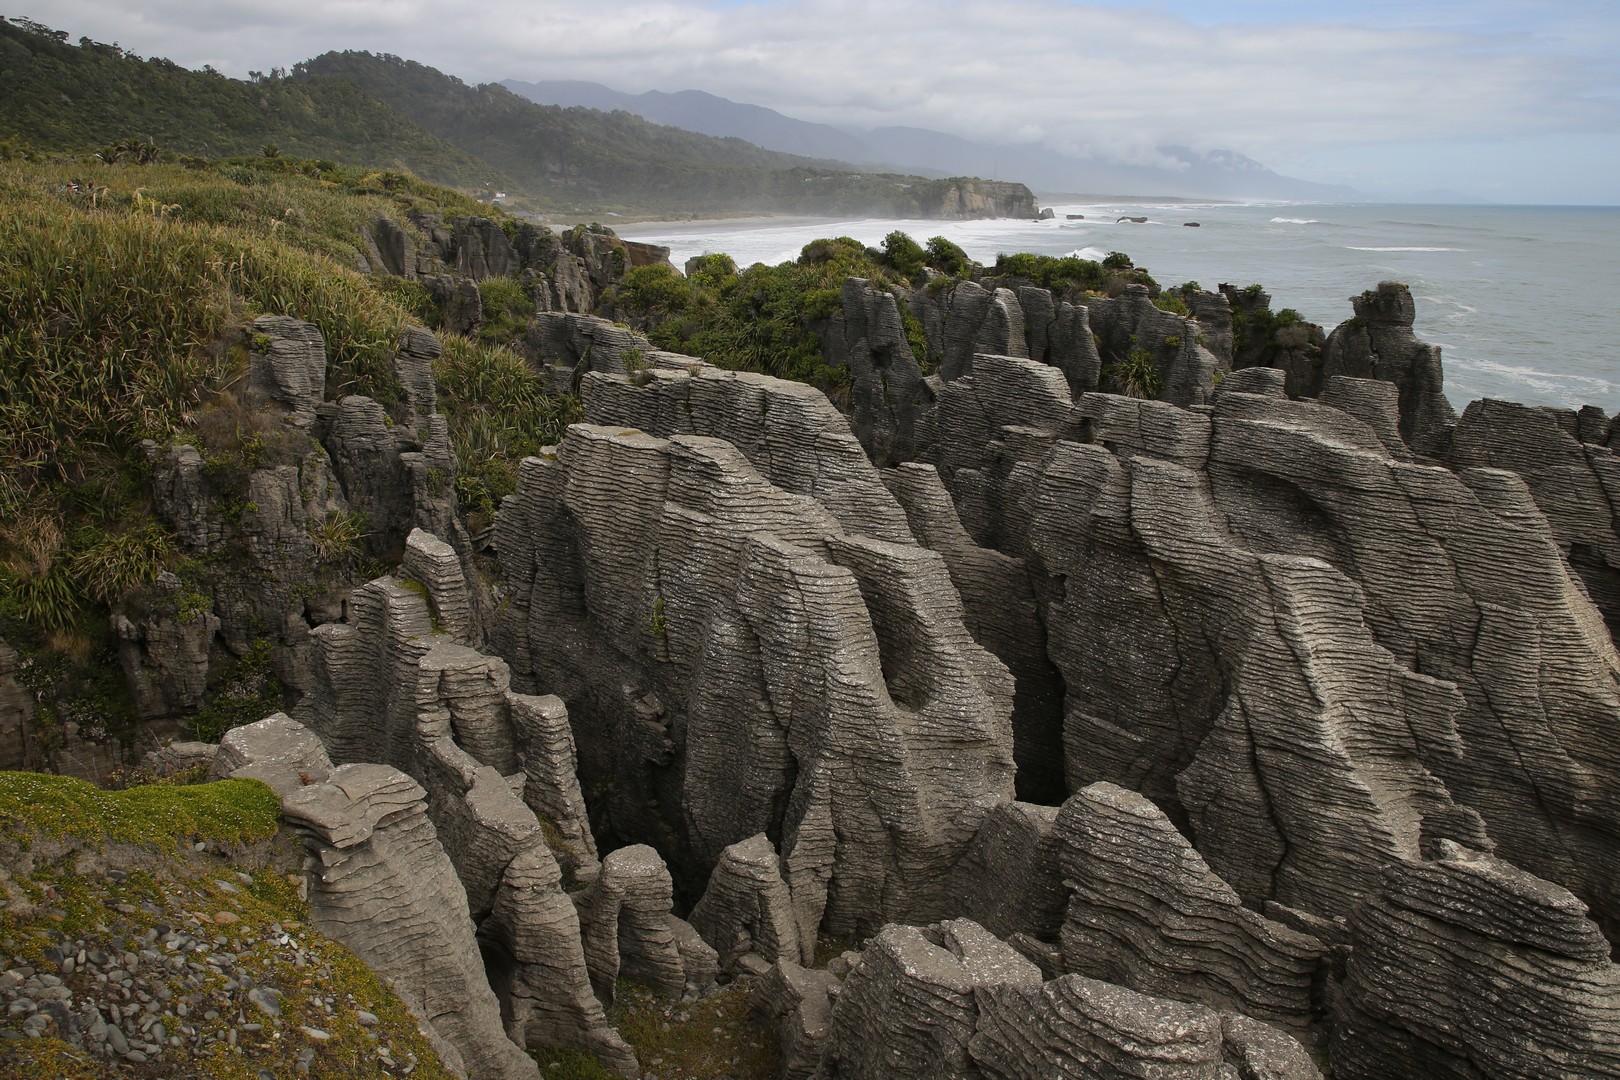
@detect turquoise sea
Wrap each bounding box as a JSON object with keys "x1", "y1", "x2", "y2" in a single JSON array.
[{"x1": 623, "y1": 202, "x2": 1620, "y2": 413}]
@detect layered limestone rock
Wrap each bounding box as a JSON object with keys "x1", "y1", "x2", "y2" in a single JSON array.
[
  {"x1": 1053, "y1": 783, "x2": 1326, "y2": 1027},
  {"x1": 749, "y1": 960, "x2": 842, "y2": 1080},
  {"x1": 578, "y1": 844, "x2": 717, "y2": 1001},
  {"x1": 1331, "y1": 841, "x2": 1620, "y2": 1079},
  {"x1": 818, "y1": 919, "x2": 1043, "y2": 1078},
  {"x1": 527, "y1": 312, "x2": 658, "y2": 393},
  {"x1": 111, "y1": 574, "x2": 218, "y2": 721},
  {"x1": 914, "y1": 279, "x2": 1030, "y2": 383},
  {"x1": 146, "y1": 316, "x2": 471, "y2": 709},
  {"x1": 969, "y1": 976, "x2": 1322, "y2": 1080},
  {"x1": 945, "y1": 800, "x2": 1066, "y2": 947},
  {"x1": 1447, "y1": 397, "x2": 1620, "y2": 637},
  {"x1": 494, "y1": 369, "x2": 1015, "y2": 939},
  {"x1": 1085, "y1": 284, "x2": 1224, "y2": 406},
  {"x1": 212, "y1": 717, "x2": 542, "y2": 1080},
  {"x1": 689, "y1": 833, "x2": 805, "y2": 971},
  {"x1": 909, "y1": 367, "x2": 1620, "y2": 934},
  {"x1": 296, "y1": 568, "x2": 596, "y2": 909},
  {"x1": 291, "y1": 548, "x2": 641, "y2": 1069},
  {"x1": 578, "y1": 362, "x2": 917, "y2": 545},
  {"x1": 882, "y1": 463, "x2": 1065, "y2": 803},
  {"x1": 1197, "y1": 390, "x2": 1620, "y2": 932},
  {"x1": 485, "y1": 847, "x2": 638, "y2": 1076},
  {"x1": 365, "y1": 213, "x2": 666, "y2": 313},
  {"x1": 1322, "y1": 282, "x2": 1455, "y2": 455},
  {"x1": 245, "y1": 315, "x2": 328, "y2": 426},
  {"x1": 209, "y1": 711, "x2": 332, "y2": 797},
  {"x1": 1013, "y1": 284, "x2": 1105, "y2": 398},
  {"x1": 817, "y1": 918, "x2": 1320, "y2": 1080},
  {"x1": 282, "y1": 765, "x2": 544, "y2": 1080},
  {"x1": 823, "y1": 278, "x2": 934, "y2": 467}
]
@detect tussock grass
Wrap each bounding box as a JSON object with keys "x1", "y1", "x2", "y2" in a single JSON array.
[
  {"x1": 434, "y1": 335, "x2": 580, "y2": 526},
  {"x1": 0, "y1": 160, "x2": 425, "y2": 508}
]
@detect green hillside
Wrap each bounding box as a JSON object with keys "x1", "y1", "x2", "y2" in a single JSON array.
[
  {"x1": 0, "y1": 20, "x2": 497, "y2": 190},
  {"x1": 0, "y1": 19, "x2": 1034, "y2": 218}
]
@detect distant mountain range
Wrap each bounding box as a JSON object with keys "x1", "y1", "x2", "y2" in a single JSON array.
[{"x1": 502, "y1": 79, "x2": 1364, "y2": 203}]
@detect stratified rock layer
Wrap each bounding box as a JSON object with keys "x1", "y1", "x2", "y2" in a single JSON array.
[
  {"x1": 1053, "y1": 783, "x2": 1325, "y2": 1027},
  {"x1": 1332, "y1": 841, "x2": 1620, "y2": 1079},
  {"x1": 495, "y1": 364, "x2": 1015, "y2": 939}
]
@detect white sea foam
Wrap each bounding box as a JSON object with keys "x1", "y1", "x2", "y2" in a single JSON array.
[
  {"x1": 1345, "y1": 246, "x2": 1461, "y2": 252},
  {"x1": 1069, "y1": 246, "x2": 1109, "y2": 261},
  {"x1": 1270, "y1": 217, "x2": 1319, "y2": 224}
]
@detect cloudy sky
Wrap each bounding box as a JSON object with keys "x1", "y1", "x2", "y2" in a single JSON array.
[{"x1": 35, "y1": 0, "x2": 1620, "y2": 203}]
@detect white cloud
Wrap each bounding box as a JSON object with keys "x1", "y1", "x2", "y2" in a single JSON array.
[{"x1": 31, "y1": 0, "x2": 1620, "y2": 197}]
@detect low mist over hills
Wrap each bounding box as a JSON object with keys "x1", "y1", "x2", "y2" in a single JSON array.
[{"x1": 503, "y1": 77, "x2": 1363, "y2": 201}]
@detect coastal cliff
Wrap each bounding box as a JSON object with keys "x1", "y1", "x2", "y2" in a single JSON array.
[{"x1": 3, "y1": 155, "x2": 1620, "y2": 1078}]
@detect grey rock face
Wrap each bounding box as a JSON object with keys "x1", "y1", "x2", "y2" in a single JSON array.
[
  {"x1": 246, "y1": 315, "x2": 327, "y2": 426},
  {"x1": 689, "y1": 833, "x2": 804, "y2": 971},
  {"x1": 580, "y1": 363, "x2": 917, "y2": 544},
  {"x1": 819, "y1": 919, "x2": 1042, "y2": 1079},
  {"x1": 1086, "y1": 284, "x2": 1222, "y2": 406},
  {"x1": 579, "y1": 844, "x2": 716, "y2": 1001},
  {"x1": 527, "y1": 312, "x2": 656, "y2": 393},
  {"x1": 210, "y1": 712, "x2": 332, "y2": 798},
  {"x1": 1331, "y1": 841, "x2": 1620, "y2": 1079},
  {"x1": 923, "y1": 279, "x2": 1030, "y2": 383},
  {"x1": 750, "y1": 960, "x2": 842, "y2": 1080},
  {"x1": 149, "y1": 316, "x2": 472, "y2": 715},
  {"x1": 494, "y1": 404, "x2": 1014, "y2": 939},
  {"x1": 945, "y1": 800, "x2": 1065, "y2": 944},
  {"x1": 969, "y1": 975, "x2": 1322, "y2": 1080},
  {"x1": 882, "y1": 463, "x2": 1064, "y2": 803},
  {"x1": 1322, "y1": 282, "x2": 1455, "y2": 455},
  {"x1": 486, "y1": 847, "x2": 638, "y2": 1077},
  {"x1": 112, "y1": 590, "x2": 218, "y2": 721},
  {"x1": 1318, "y1": 375, "x2": 1414, "y2": 461},
  {"x1": 1053, "y1": 783, "x2": 1326, "y2": 1027},
  {"x1": 1447, "y1": 397, "x2": 1620, "y2": 637},
  {"x1": 368, "y1": 214, "x2": 417, "y2": 279},
  {"x1": 817, "y1": 918, "x2": 1320, "y2": 1080},
  {"x1": 824, "y1": 278, "x2": 934, "y2": 467},
  {"x1": 279, "y1": 763, "x2": 544, "y2": 1080},
  {"x1": 909, "y1": 377, "x2": 1620, "y2": 936},
  {"x1": 292, "y1": 555, "x2": 628, "y2": 1065},
  {"x1": 1014, "y1": 285, "x2": 1105, "y2": 398}
]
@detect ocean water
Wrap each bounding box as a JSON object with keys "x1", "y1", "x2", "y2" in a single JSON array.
[{"x1": 622, "y1": 202, "x2": 1620, "y2": 413}]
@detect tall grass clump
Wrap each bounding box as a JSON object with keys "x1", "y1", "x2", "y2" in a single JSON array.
[
  {"x1": 0, "y1": 161, "x2": 423, "y2": 505},
  {"x1": 433, "y1": 335, "x2": 580, "y2": 529}
]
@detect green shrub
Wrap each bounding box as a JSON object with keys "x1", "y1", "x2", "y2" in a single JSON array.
[
  {"x1": 1152, "y1": 293, "x2": 1190, "y2": 316},
  {"x1": 1105, "y1": 348, "x2": 1165, "y2": 400},
  {"x1": 879, "y1": 230, "x2": 927, "y2": 282},
  {"x1": 925, "y1": 235, "x2": 971, "y2": 276},
  {"x1": 433, "y1": 335, "x2": 579, "y2": 528}
]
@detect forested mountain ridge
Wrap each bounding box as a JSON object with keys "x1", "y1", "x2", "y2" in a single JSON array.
[{"x1": 0, "y1": 20, "x2": 1036, "y2": 218}]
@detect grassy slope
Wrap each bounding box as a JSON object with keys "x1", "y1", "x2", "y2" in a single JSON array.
[{"x1": 0, "y1": 156, "x2": 572, "y2": 751}]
